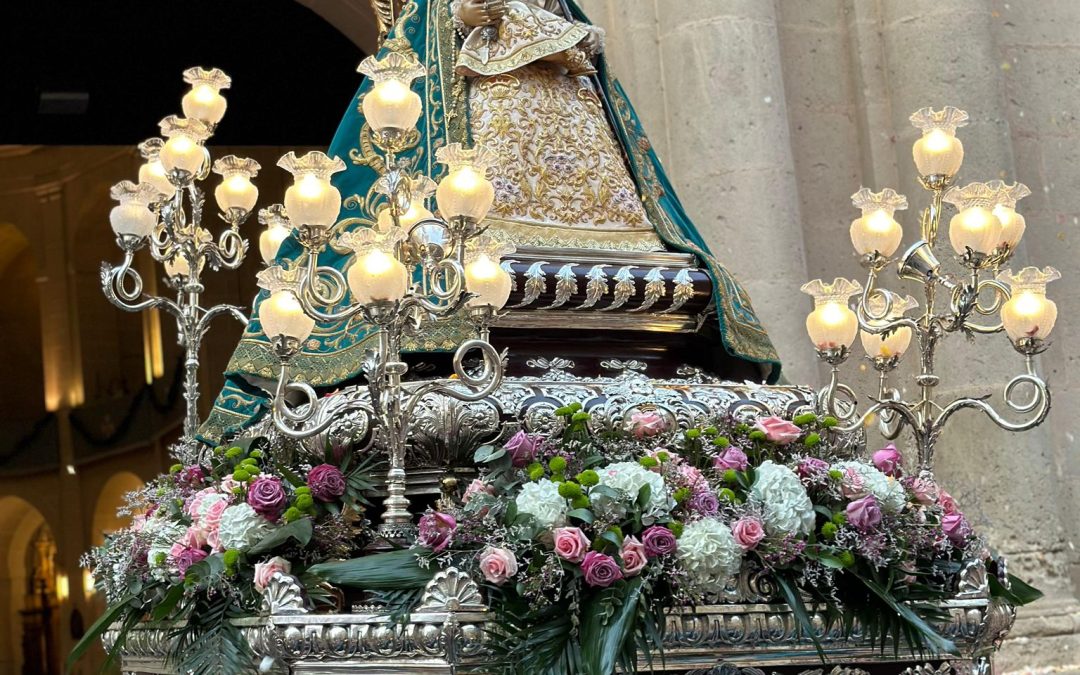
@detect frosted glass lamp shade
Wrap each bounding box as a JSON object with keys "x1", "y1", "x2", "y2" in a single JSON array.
[
  {"x1": 285, "y1": 176, "x2": 342, "y2": 228},
  {"x1": 860, "y1": 325, "x2": 913, "y2": 359},
  {"x1": 806, "y1": 302, "x2": 859, "y2": 350},
  {"x1": 363, "y1": 80, "x2": 422, "y2": 133},
  {"x1": 138, "y1": 160, "x2": 175, "y2": 196},
  {"x1": 948, "y1": 207, "x2": 1002, "y2": 255},
  {"x1": 909, "y1": 107, "x2": 969, "y2": 177},
  {"x1": 377, "y1": 201, "x2": 434, "y2": 231},
  {"x1": 182, "y1": 85, "x2": 227, "y2": 125},
  {"x1": 464, "y1": 253, "x2": 512, "y2": 309},
  {"x1": 215, "y1": 174, "x2": 258, "y2": 212},
  {"x1": 109, "y1": 203, "x2": 156, "y2": 238},
  {"x1": 259, "y1": 226, "x2": 291, "y2": 265},
  {"x1": 260, "y1": 291, "x2": 315, "y2": 343},
  {"x1": 850, "y1": 210, "x2": 903, "y2": 257},
  {"x1": 993, "y1": 205, "x2": 1026, "y2": 249},
  {"x1": 347, "y1": 249, "x2": 409, "y2": 305},
  {"x1": 997, "y1": 266, "x2": 1062, "y2": 342},
  {"x1": 160, "y1": 135, "x2": 206, "y2": 175},
  {"x1": 436, "y1": 166, "x2": 495, "y2": 222}
]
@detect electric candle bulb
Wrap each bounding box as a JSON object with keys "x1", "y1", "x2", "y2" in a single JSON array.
[
  {"x1": 347, "y1": 248, "x2": 409, "y2": 305},
  {"x1": 944, "y1": 182, "x2": 1008, "y2": 256},
  {"x1": 180, "y1": 67, "x2": 230, "y2": 125},
  {"x1": 800, "y1": 278, "x2": 862, "y2": 351},
  {"x1": 998, "y1": 267, "x2": 1061, "y2": 342},
  {"x1": 277, "y1": 152, "x2": 346, "y2": 229},
  {"x1": 910, "y1": 106, "x2": 968, "y2": 177},
  {"x1": 357, "y1": 53, "x2": 426, "y2": 134},
  {"x1": 158, "y1": 116, "x2": 210, "y2": 177},
  {"x1": 108, "y1": 181, "x2": 160, "y2": 239},
  {"x1": 212, "y1": 156, "x2": 261, "y2": 213},
  {"x1": 849, "y1": 187, "x2": 907, "y2": 256},
  {"x1": 859, "y1": 293, "x2": 918, "y2": 359},
  {"x1": 260, "y1": 290, "x2": 315, "y2": 343},
  {"x1": 465, "y1": 253, "x2": 512, "y2": 309},
  {"x1": 435, "y1": 143, "x2": 496, "y2": 222}
]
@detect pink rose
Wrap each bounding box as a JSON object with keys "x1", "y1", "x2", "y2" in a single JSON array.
[
  {"x1": 505, "y1": 430, "x2": 540, "y2": 468},
  {"x1": 418, "y1": 512, "x2": 457, "y2": 553},
  {"x1": 907, "y1": 476, "x2": 939, "y2": 505},
  {"x1": 202, "y1": 499, "x2": 228, "y2": 533},
  {"x1": 169, "y1": 543, "x2": 207, "y2": 576},
  {"x1": 220, "y1": 476, "x2": 243, "y2": 495},
  {"x1": 872, "y1": 444, "x2": 903, "y2": 477},
  {"x1": 713, "y1": 447, "x2": 749, "y2": 472},
  {"x1": 478, "y1": 546, "x2": 518, "y2": 585},
  {"x1": 753, "y1": 416, "x2": 802, "y2": 445},
  {"x1": 846, "y1": 494, "x2": 883, "y2": 532},
  {"x1": 180, "y1": 525, "x2": 207, "y2": 550},
  {"x1": 942, "y1": 513, "x2": 972, "y2": 545},
  {"x1": 253, "y1": 556, "x2": 292, "y2": 591},
  {"x1": 186, "y1": 487, "x2": 218, "y2": 519},
  {"x1": 689, "y1": 489, "x2": 720, "y2": 516},
  {"x1": 841, "y1": 467, "x2": 866, "y2": 499},
  {"x1": 678, "y1": 465, "x2": 706, "y2": 490},
  {"x1": 647, "y1": 448, "x2": 682, "y2": 466},
  {"x1": 641, "y1": 525, "x2": 678, "y2": 557},
  {"x1": 247, "y1": 476, "x2": 288, "y2": 519},
  {"x1": 798, "y1": 457, "x2": 829, "y2": 478},
  {"x1": 620, "y1": 536, "x2": 648, "y2": 577},
  {"x1": 307, "y1": 464, "x2": 346, "y2": 502},
  {"x1": 581, "y1": 551, "x2": 624, "y2": 587},
  {"x1": 553, "y1": 527, "x2": 591, "y2": 563},
  {"x1": 462, "y1": 479, "x2": 496, "y2": 505},
  {"x1": 731, "y1": 517, "x2": 766, "y2": 550},
  {"x1": 629, "y1": 410, "x2": 666, "y2": 439},
  {"x1": 938, "y1": 490, "x2": 959, "y2": 515}
]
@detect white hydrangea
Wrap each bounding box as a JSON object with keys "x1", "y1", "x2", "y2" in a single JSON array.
[
  {"x1": 749, "y1": 460, "x2": 816, "y2": 536},
  {"x1": 832, "y1": 461, "x2": 906, "y2": 514},
  {"x1": 677, "y1": 517, "x2": 742, "y2": 589},
  {"x1": 515, "y1": 479, "x2": 568, "y2": 529},
  {"x1": 595, "y1": 461, "x2": 671, "y2": 518},
  {"x1": 218, "y1": 503, "x2": 274, "y2": 551},
  {"x1": 143, "y1": 517, "x2": 185, "y2": 569}
]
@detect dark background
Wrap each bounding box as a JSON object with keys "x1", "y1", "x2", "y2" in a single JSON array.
[{"x1": 0, "y1": 0, "x2": 367, "y2": 146}]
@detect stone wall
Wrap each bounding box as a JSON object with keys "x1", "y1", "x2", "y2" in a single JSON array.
[{"x1": 578, "y1": 0, "x2": 1080, "y2": 669}]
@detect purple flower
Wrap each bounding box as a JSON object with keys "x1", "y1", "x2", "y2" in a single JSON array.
[
  {"x1": 179, "y1": 465, "x2": 206, "y2": 485},
  {"x1": 688, "y1": 489, "x2": 720, "y2": 516},
  {"x1": 641, "y1": 525, "x2": 678, "y2": 558},
  {"x1": 169, "y1": 543, "x2": 207, "y2": 576},
  {"x1": 872, "y1": 444, "x2": 903, "y2": 477},
  {"x1": 846, "y1": 494, "x2": 883, "y2": 532},
  {"x1": 713, "y1": 447, "x2": 748, "y2": 472},
  {"x1": 418, "y1": 511, "x2": 457, "y2": 553},
  {"x1": 307, "y1": 464, "x2": 346, "y2": 502},
  {"x1": 505, "y1": 430, "x2": 540, "y2": 468},
  {"x1": 581, "y1": 551, "x2": 623, "y2": 587},
  {"x1": 247, "y1": 477, "x2": 288, "y2": 519},
  {"x1": 942, "y1": 513, "x2": 972, "y2": 545},
  {"x1": 797, "y1": 457, "x2": 829, "y2": 478}
]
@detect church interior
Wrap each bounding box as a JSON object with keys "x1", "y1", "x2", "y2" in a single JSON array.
[{"x1": 2, "y1": 1, "x2": 1080, "y2": 674}]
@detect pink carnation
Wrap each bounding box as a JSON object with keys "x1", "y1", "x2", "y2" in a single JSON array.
[
  {"x1": 753, "y1": 416, "x2": 802, "y2": 445},
  {"x1": 169, "y1": 543, "x2": 207, "y2": 576}
]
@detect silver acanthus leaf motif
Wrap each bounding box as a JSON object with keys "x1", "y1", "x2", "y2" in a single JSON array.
[
  {"x1": 526, "y1": 357, "x2": 579, "y2": 381},
  {"x1": 658, "y1": 267, "x2": 694, "y2": 314},
  {"x1": 499, "y1": 259, "x2": 518, "y2": 291},
  {"x1": 508, "y1": 261, "x2": 547, "y2": 308},
  {"x1": 261, "y1": 572, "x2": 309, "y2": 615},
  {"x1": 630, "y1": 267, "x2": 667, "y2": 313},
  {"x1": 542, "y1": 263, "x2": 577, "y2": 309},
  {"x1": 601, "y1": 359, "x2": 648, "y2": 379},
  {"x1": 574, "y1": 264, "x2": 608, "y2": 310},
  {"x1": 901, "y1": 664, "x2": 955, "y2": 675},
  {"x1": 600, "y1": 266, "x2": 636, "y2": 311}
]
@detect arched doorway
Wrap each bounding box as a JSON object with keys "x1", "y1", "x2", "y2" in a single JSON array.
[
  {"x1": 91, "y1": 471, "x2": 144, "y2": 547},
  {"x1": 0, "y1": 495, "x2": 57, "y2": 675}
]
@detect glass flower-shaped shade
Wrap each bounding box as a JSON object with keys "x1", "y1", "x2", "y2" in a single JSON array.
[
  {"x1": 181, "y1": 67, "x2": 231, "y2": 126},
  {"x1": 277, "y1": 152, "x2": 346, "y2": 229},
  {"x1": 109, "y1": 181, "x2": 161, "y2": 238},
  {"x1": 164, "y1": 253, "x2": 206, "y2": 279},
  {"x1": 340, "y1": 228, "x2": 409, "y2": 305},
  {"x1": 800, "y1": 278, "x2": 862, "y2": 351},
  {"x1": 910, "y1": 107, "x2": 968, "y2": 177},
  {"x1": 997, "y1": 266, "x2": 1061, "y2": 341},
  {"x1": 158, "y1": 116, "x2": 211, "y2": 176},
  {"x1": 137, "y1": 138, "x2": 175, "y2": 196},
  {"x1": 260, "y1": 290, "x2": 315, "y2": 343},
  {"x1": 357, "y1": 53, "x2": 426, "y2": 134},
  {"x1": 943, "y1": 182, "x2": 1006, "y2": 255},
  {"x1": 435, "y1": 143, "x2": 496, "y2": 222},
  {"x1": 258, "y1": 205, "x2": 292, "y2": 265},
  {"x1": 464, "y1": 235, "x2": 515, "y2": 309},
  {"x1": 859, "y1": 292, "x2": 918, "y2": 359},
  {"x1": 212, "y1": 156, "x2": 261, "y2": 213},
  {"x1": 849, "y1": 187, "x2": 908, "y2": 256},
  {"x1": 988, "y1": 181, "x2": 1032, "y2": 249},
  {"x1": 376, "y1": 176, "x2": 437, "y2": 231}
]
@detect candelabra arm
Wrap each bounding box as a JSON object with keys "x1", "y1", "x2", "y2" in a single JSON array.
[
  {"x1": 954, "y1": 278, "x2": 1010, "y2": 334},
  {"x1": 195, "y1": 303, "x2": 249, "y2": 335},
  {"x1": 835, "y1": 397, "x2": 922, "y2": 437},
  {"x1": 100, "y1": 251, "x2": 183, "y2": 317},
  {"x1": 296, "y1": 252, "x2": 363, "y2": 324},
  {"x1": 817, "y1": 364, "x2": 860, "y2": 423},
  {"x1": 270, "y1": 355, "x2": 375, "y2": 440},
  {"x1": 401, "y1": 339, "x2": 504, "y2": 424},
  {"x1": 202, "y1": 226, "x2": 249, "y2": 271},
  {"x1": 932, "y1": 368, "x2": 1050, "y2": 437},
  {"x1": 919, "y1": 180, "x2": 948, "y2": 245}
]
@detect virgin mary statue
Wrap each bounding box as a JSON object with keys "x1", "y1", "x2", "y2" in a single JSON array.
[{"x1": 199, "y1": 0, "x2": 782, "y2": 442}]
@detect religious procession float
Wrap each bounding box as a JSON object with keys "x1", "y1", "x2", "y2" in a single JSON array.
[{"x1": 74, "y1": 0, "x2": 1055, "y2": 672}]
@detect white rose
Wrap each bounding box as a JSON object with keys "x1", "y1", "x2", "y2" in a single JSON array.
[
  {"x1": 596, "y1": 462, "x2": 671, "y2": 518},
  {"x1": 832, "y1": 461, "x2": 906, "y2": 514},
  {"x1": 678, "y1": 517, "x2": 742, "y2": 589},
  {"x1": 218, "y1": 503, "x2": 274, "y2": 551},
  {"x1": 749, "y1": 460, "x2": 816, "y2": 536},
  {"x1": 515, "y1": 479, "x2": 568, "y2": 529}
]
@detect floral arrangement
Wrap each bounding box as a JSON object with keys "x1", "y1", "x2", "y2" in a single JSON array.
[
  {"x1": 73, "y1": 406, "x2": 1040, "y2": 675},
  {"x1": 71, "y1": 438, "x2": 381, "y2": 673}
]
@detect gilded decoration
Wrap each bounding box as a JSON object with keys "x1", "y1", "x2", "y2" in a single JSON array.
[{"x1": 455, "y1": 0, "x2": 590, "y2": 77}]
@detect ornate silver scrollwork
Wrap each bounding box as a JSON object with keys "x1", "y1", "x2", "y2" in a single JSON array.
[{"x1": 261, "y1": 572, "x2": 309, "y2": 615}]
